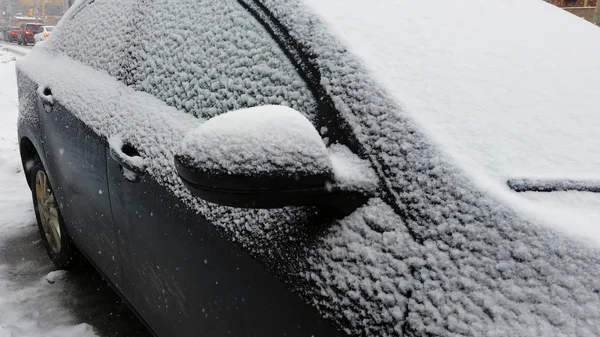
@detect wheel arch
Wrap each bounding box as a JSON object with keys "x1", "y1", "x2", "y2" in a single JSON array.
[{"x1": 19, "y1": 136, "x2": 41, "y2": 190}]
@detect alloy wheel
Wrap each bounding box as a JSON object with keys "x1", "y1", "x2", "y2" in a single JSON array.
[{"x1": 35, "y1": 170, "x2": 62, "y2": 254}]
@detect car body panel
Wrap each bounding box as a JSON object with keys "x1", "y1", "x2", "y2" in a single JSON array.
[
  {"x1": 16, "y1": 6, "x2": 346, "y2": 333},
  {"x1": 34, "y1": 26, "x2": 53, "y2": 43},
  {"x1": 107, "y1": 161, "x2": 343, "y2": 336},
  {"x1": 18, "y1": 23, "x2": 42, "y2": 44},
  {"x1": 3, "y1": 27, "x2": 19, "y2": 42},
  {"x1": 37, "y1": 90, "x2": 124, "y2": 287}
]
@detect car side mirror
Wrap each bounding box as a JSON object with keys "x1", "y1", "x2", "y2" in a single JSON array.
[{"x1": 174, "y1": 105, "x2": 370, "y2": 215}]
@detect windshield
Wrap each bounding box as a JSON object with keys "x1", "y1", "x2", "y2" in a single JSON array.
[
  {"x1": 46, "y1": 26, "x2": 54, "y2": 32},
  {"x1": 26, "y1": 25, "x2": 43, "y2": 33}
]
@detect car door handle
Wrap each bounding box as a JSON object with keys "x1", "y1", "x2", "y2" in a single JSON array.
[
  {"x1": 108, "y1": 140, "x2": 146, "y2": 183},
  {"x1": 37, "y1": 86, "x2": 54, "y2": 113}
]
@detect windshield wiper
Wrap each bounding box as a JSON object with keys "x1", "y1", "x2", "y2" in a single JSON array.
[{"x1": 507, "y1": 178, "x2": 600, "y2": 193}]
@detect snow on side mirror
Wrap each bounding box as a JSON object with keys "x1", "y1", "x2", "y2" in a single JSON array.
[{"x1": 174, "y1": 105, "x2": 371, "y2": 214}]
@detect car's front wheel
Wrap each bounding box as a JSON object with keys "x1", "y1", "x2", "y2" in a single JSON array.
[{"x1": 29, "y1": 158, "x2": 81, "y2": 269}]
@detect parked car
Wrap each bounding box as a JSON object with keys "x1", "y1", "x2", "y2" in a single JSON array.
[
  {"x1": 33, "y1": 25, "x2": 54, "y2": 44},
  {"x1": 15, "y1": 0, "x2": 600, "y2": 336},
  {"x1": 17, "y1": 23, "x2": 43, "y2": 45},
  {"x1": 2, "y1": 27, "x2": 19, "y2": 43}
]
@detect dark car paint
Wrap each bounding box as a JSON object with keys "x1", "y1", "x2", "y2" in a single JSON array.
[
  {"x1": 16, "y1": 12, "x2": 347, "y2": 337},
  {"x1": 39, "y1": 97, "x2": 124, "y2": 287},
  {"x1": 18, "y1": 74, "x2": 346, "y2": 336},
  {"x1": 107, "y1": 163, "x2": 343, "y2": 336},
  {"x1": 3, "y1": 28, "x2": 19, "y2": 42}
]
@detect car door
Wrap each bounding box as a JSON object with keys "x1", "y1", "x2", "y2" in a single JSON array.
[
  {"x1": 104, "y1": 0, "x2": 345, "y2": 336},
  {"x1": 39, "y1": 91, "x2": 123, "y2": 287},
  {"x1": 27, "y1": 0, "x2": 139, "y2": 289}
]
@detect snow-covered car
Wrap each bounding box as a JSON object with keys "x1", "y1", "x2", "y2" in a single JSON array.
[
  {"x1": 33, "y1": 26, "x2": 54, "y2": 44},
  {"x1": 15, "y1": 0, "x2": 600, "y2": 336}
]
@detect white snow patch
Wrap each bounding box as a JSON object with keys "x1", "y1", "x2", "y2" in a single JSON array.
[
  {"x1": 35, "y1": 85, "x2": 54, "y2": 105},
  {"x1": 329, "y1": 143, "x2": 378, "y2": 192},
  {"x1": 0, "y1": 48, "x2": 16, "y2": 63},
  {"x1": 179, "y1": 105, "x2": 332, "y2": 176},
  {"x1": 45, "y1": 270, "x2": 67, "y2": 284},
  {"x1": 107, "y1": 135, "x2": 146, "y2": 170},
  {"x1": 0, "y1": 48, "x2": 98, "y2": 337},
  {"x1": 0, "y1": 43, "x2": 32, "y2": 57}
]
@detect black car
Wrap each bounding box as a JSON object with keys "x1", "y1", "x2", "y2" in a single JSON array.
[
  {"x1": 3, "y1": 26, "x2": 19, "y2": 43},
  {"x1": 16, "y1": 0, "x2": 600, "y2": 336}
]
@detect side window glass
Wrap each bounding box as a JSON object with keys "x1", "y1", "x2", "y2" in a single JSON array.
[
  {"x1": 127, "y1": 0, "x2": 319, "y2": 122},
  {"x1": 44, "y1": 0, "x2": 132, "y2": 78}
]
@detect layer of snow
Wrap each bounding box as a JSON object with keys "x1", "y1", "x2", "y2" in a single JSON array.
[
  {"x1": 179, "y1": 105, "x2": 332, "y2": 176},
  {"x1": 0, "y1": 48, "x2": 97, "y2": 337},
  {"x1": 45, "y1": 0, "x2": 318, "y2": 122},
  {"x1": 262, "y1": 0, "x2": 600, "y2": 335},
  {"x1": 302, "y1": 0, "x2": 600, "y2": 244},
  {"x1": 329, "y1": 143, "x2": 378, "y2": 192},
  {"x1": 0, "y1": 48, "x2": 16, "y2": 63},
  {"x1": 16, "y1": 1, "x2": 600, "y2": 337},
  {"x1": 107, "y1": 135, "x2": 146, "y2": 170},
  {"x1": 0, "y1": 43, "x2": 32, "y2": 57}
]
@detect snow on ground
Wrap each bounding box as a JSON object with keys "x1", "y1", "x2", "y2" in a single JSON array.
[
  {"x1": 0, "y1": 42, "x2": 32, "y2": 57},
  {"x1": 303, "y1": 0, "x2": 600, "y2": 245},
  {"x1": 0, "y1": 47, "x2": 98, "y2": 337}
]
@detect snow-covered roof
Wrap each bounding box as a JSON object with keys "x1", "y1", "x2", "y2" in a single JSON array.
[
  {"x1": 13, "y1": 16, "x2": 42, "y2": 21},
  {"x1": 16, "y1": 0, "x2": 600, "y2": 336}
]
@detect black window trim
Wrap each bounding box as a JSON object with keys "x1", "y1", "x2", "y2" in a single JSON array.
[{"x1": 237, "y1": 0, "x2": 429, "y2": 247}]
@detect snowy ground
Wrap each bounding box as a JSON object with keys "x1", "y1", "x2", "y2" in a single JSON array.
[
  {"x1": 0, "y1": 46, "x2": 150, "y2": 337},
  {"x1": 0, "y1": 42, "x2": 32, "y2": 56}
]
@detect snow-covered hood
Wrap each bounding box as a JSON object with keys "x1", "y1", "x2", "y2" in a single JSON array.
[{"x1": 302, "y1": 0, "x2": 600, "y2": 245}]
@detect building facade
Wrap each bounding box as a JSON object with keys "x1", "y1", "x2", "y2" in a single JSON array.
[
  {"x1": 18, "y1": 0, "x2": 66, "y2": 25},
  {"x1": 548, "y1": 0, "x2": 597, "y2": 7},
  {"x1": 1, "y1": 0, "x2": 71, "y2": 26}
]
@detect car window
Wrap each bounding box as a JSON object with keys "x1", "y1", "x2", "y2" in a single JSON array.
[
  {"x1": 26, "y1": 25, "x2": 41, "y2": 33},
  {"x1": 125, "y1": 0, "x2": 318, "y2": 122},
  {"x1": 44, "y1": 0, "x2": 132, "y2": 78},
  {"x1": 46, "y1": 27, "x2": 54, "y2": 32}
]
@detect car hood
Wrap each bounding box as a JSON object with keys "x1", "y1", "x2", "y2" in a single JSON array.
[{"x1": 302, "y1": 0, "x2": 600, "y2": 245}]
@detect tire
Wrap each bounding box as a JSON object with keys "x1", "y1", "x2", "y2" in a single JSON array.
[{"x1": 29, "y1": 158, "x2": 81, "y2": 269}]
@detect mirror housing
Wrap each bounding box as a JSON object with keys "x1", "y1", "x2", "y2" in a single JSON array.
[{"x1": 174, "y1": 105, "x2": 369, "y2": 213}]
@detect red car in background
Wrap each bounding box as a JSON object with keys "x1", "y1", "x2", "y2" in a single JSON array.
[{"x1": 17, "y1": 23, "x2": 43, "y2": 46}]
